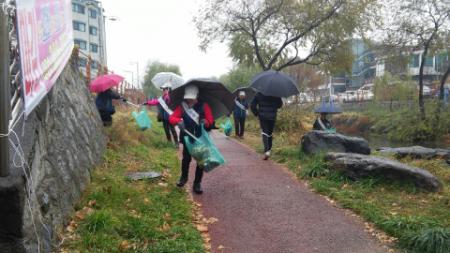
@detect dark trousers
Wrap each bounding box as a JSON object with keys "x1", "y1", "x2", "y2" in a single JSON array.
[
  {"x1": 234, "y1": 116, "x2": 246, "y2": 137},
  {"x1": 181, "y1": 145, "x2": 204, "y2": 184},
  {"x1": 163, "y1": 120, "x2": 178, "y2": 144},
  {"x1": 99, "y1": 110, "x2": 113, "y2": 126},
  {"x1": 259, "y1": 118, "x2": 275, "y2": 152}
]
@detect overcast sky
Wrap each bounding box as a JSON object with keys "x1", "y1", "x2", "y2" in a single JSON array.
[{"x1": 101, "y1": 0, "x2": 233, "y2": 86}]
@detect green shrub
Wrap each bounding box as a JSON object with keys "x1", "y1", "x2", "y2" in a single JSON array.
[
  {"x1": 381, "y1": 216, "x2": 439, "y2": 235},
  {"x1": 402, "y1": 228, "x2": 450, "y2": 253},
  {"x1": 300, "y1": 153, "x2": 329, "y2": 178},
  {"x1": 84, "y1": 210, "x2": 115, "y2": 233}
]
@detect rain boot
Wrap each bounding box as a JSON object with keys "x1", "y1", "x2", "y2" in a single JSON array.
[
  {"x1": 193, "y1": 166, "x2": 204, "y2": 194},
  {"x1": 177, "y1": 150, "x2": 190, "y2": 187}
]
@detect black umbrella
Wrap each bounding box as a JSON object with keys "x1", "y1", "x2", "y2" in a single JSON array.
[
  {"x1": 250, "y1": 70, "x2": 299, "y2": 98},
  {"x1": 232, "y1": 87, "x2": 257, "y2": 102},
  {"x1": 170, "y1": 79, "x2": 235, "y2": 119}
]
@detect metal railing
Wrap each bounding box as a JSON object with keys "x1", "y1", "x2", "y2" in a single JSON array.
[
  {"x1": 0, "y1": 0, "x2": 10, "y2": 177},
  {"x1": 0, "y1": 0, "x2": 20, "y2": 177},
  {"x1": 73, "y1": 47, "x2": 147, "y2": 104}
]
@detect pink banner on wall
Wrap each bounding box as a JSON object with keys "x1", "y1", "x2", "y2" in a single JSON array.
[{"x1": 16, "y1": 0, "x2": 74, "y2": 115}]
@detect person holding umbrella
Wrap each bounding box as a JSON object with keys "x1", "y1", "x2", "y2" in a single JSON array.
[
  {"x1": 90, "y1": 74, "x2": 127, "y2": 126},
  {"x1": 169, "y1": 85, "x2": 214, "y2": 194},
  {"x1": 313, "y1": 100, "x2": 342, "y2": 131},
  {"x1": 250, "y1": 70, "x2": 299, "y2": 160},
  {"x1": 169, "y1": 79, "x2": 234, "y2": 194},
  {"x1": 143, "y1": 83, "x2": 178, "y2": 147}
]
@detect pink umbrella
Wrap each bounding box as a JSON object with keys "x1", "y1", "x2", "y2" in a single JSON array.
[{"x1": 89, "y1": 74, "x2": 125, "y2": 93}]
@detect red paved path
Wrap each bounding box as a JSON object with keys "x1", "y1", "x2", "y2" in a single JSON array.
[{"x1": 190, "y1": 132, "x2": 388, "y2": 253}]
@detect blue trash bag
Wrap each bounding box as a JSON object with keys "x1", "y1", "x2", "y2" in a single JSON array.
[
  {"x1": 132, "y1": 108, "x2": 152, "y2": 131},
  {"x1": 220, "y1": 118, "x2": 233, "y2": 136},
  {"x1": 184, "y1": 126, "x2": 226, "y2": 172}
]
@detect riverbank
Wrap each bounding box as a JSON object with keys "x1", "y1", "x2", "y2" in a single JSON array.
[
  {"x1": 333, "y1": 102, "x2": 450, "y2": 146},
  {"x1": 236, "y1": 113, "x2": 450, "y2": 253}
]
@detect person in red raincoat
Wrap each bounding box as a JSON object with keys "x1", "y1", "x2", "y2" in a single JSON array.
[
  {"x1": 143, "y1": 84, "x2": 178, "y2": 147},
  {"x1": 169, "y1": 85, "x2": 214, "y2": 194}
]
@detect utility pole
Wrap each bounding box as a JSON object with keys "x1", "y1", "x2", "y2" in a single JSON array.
[
  {"x1": 0, "y1": 4, "x2": 11, "y2": 177},
  {"x1": 131, "y1": 61, "x2": 139, "y2": 89},
  {"x1": 124, "y1": 70, "x2": 134, "y2": 87}
]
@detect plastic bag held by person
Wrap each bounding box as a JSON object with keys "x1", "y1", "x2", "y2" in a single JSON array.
[
  {"x1": 184, "y1": 126, "x2": 225, "y2": 172},
  {"x1": 220, "y1": 118, "x2": 233, "y2": 136},
  {"x1": 132, "y1": 108, "x2": 152, "y2": 131}
]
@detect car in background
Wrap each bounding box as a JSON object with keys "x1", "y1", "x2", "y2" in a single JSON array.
[
  {"x1": 341, "y1": 90, "x2": 358, "y2": 103},
  {"x1": 421, "y1": 85, "x2": 432, "y2": 96}
]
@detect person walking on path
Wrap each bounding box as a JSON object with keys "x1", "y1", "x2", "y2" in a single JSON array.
[
  {"x1": 233, "y1": 91, "x2": 249, "y2": 138},
  {"x1": 143, "y1": 84, "x2": 178, "y2": 147},
  {"x1": 251, "y1": 92, "x2": 283, "y2": 160},
  {"x1": 95, "y1": 88, "x2": 127, "y2": 126},
  {"x1": 169, "y1": 85, "x2": 215, "y2": 194}
]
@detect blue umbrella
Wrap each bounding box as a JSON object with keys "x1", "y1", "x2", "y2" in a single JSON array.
[
  {"x1": 250, "y1": 70, "x2": 299, "y2": 98},
  {"x1": 314, "y1": 100, "x2": 343, "y2": 114}
]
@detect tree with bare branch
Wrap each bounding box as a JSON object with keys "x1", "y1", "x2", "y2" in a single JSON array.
[
  {"x1": 194, "y1": 0, "x2": 379, "y2": 72},
  {"x1": 380, "y1": 0, "x2": 450, "y2": 118}
]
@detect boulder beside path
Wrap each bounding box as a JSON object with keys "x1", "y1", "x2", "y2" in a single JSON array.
[
  {"x1": 378, "y1": 146, "x2": 450, "y2": 162},
  {"x1": 325, "y1": 153, "x2": 442, "y2": 192},
  {"x1": 301, "y1": 131, "x2": 371, "y2": 155}
]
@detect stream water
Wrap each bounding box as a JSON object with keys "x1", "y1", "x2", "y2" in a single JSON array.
[{"x1": 356, "y1": 133, "x2": 448, "y2": 150}]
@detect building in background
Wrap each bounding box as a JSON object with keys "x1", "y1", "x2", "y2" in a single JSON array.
[
  {"x1": 71, "y1": 0, "x2": 107, "y2": 77},
  {"x1": 331, "y1": 39, "x2": 448, "y2": 94}
]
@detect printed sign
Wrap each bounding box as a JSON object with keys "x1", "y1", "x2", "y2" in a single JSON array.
[{"x1": 16, "y1": 0, "x2": 74, "y2": 115}]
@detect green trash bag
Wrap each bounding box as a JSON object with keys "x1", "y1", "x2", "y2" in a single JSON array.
[
  {"x1": 184, "y1": 126, "x2": 226, "y2": 172},
  {"x1": 220, "y1": 118, "x2": 233, "y2": 136},
  {"x1": 132, "y1": 108, "x2": 152, "y2": 131}
]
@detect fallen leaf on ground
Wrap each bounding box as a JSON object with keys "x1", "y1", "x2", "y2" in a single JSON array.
[
  {"x1": 88, "y1": 200, "x2": 97, "y2": 207},
  {"x1": 119, "y1": 240, "x2": 131, "y2": 251},
  {"x1": 74, "y1": 211, "x2": 86, "y2": 221},
  {"x1": 196, "y1": 225, "x2": 208, "y2": 233},
  {"x1": 205, "y1": 217, "x2": 219, "y2": 225},
  {"x1": 163, "y1": 213, "x2": 171, "y2": 221},
  {"x1": 218, "y1": 245, "x2": 225, "y2": 250},
  {"x1": 160, "y1": 222, "x2": 171, "y2": 232},
  {"x1": 158, "y1": 182, "x2": 168, "y2": 187},
  {"x1": 82, "y1": 207, "x2": 95, "y2": 215}
]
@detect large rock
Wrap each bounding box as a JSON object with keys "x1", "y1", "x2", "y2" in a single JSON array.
[
  {"x1": 325, "y1": 153, "x2": 442, "y2": 192},
  {"x1": 2, "y1": 60, "x2": 107, "y2": 252},
  {"x1": 301, "y1": 131, "x2": 371, "y2": 155},
  {"x1": 378, "y1": 146, "x2": 450, "y2": 161}
]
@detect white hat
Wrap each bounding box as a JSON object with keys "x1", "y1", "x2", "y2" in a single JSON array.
[
  {"x1": 161, "y1": 82, "x2": 172, "y2": 89},
  {"x1": 184, "y1": 85, "x2": 199, "y2": 100},
  {"x1": 239, "y1": 91, "x2": 246, "y2": 96}
]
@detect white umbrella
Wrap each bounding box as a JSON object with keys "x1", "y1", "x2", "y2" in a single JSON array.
[{"x1": 151, "y1": 72, "x2": 184, "y2": 90}]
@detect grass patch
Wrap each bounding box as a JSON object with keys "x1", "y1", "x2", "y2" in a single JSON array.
[
  {"x1": 61, "y1": 110, "x2": 204, "y2": 253},
  {"x1": 240, "y1": 115, "x2": 450, "y2": 252}
]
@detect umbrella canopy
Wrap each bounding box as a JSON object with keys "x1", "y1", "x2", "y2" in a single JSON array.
[
  {"x1": 250, "y1": 70, "x2": 299, "y2": 98},
  {"x1": 170, "y1": 79, "x2": 235, "y2": 119},
  {"x1": 89, "y1": 74, "x2": 124, "y2": 93},
  {"x1": 232, "y1": 87, "x2": 257, "y2": 102},
  {"x1": 314, "y1": 100, "x2": 343, "y2": 114},
  {"x1": 151, "y1": 72, "x2": 184, "y2": 90}
]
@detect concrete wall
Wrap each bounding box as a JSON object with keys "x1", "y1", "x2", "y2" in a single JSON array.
[{"x1": 0, "y1": 59, "x2": 107, "y2": 253}]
